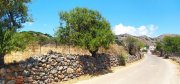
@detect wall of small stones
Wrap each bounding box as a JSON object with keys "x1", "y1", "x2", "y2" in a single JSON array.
[{"x1": 0, "y1": 51, "x2": 142, "y2": 84}]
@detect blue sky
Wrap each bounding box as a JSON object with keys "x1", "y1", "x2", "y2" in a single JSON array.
[{"x1": 22, "y1": 0, "x2": 180, "y2": 37}]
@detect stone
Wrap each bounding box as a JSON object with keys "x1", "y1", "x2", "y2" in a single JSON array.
[
  {"x1": 16, "y1": 76, "x2": 24, "y2": 84},
  {"x1": 56, "y1": 58, "x2": 63, "y2": 62},
  {"x1": 67, "y1": 68, "x2": 74, "y2": 74},
  {"x1": 27, "y1": 63, "x2": 33, "y2": 68},
  {"x1": 54, "y1": 74, "x2": 58, "y2": 77},
  {"x1": 52, "y1": 62, "x2": 57, "y2": 66},
  {"x1": 19, "y1": 63, "x2": 26, "y2": 69},
  {"x1": 41, "y1": 59, "x2": 46, "y2": 63},
  {"x1": 6, "y1": 80, "x2": 16, "y2": 84},
  {"x1": 14, "y1": 72, "x2": 18, "y2": 77},
  {"x1": 37, "y1": 81, "x2": 44, "y2": 84},
  {"x1": 47, "y1": 50, "x2": 53, "y2": 54},
  {"x1": 54, "y1": 77, "x2": 59, "y2": 82},
  {"x1": 76, "y1": 68, "x2": 82, "y2": 73},
  {"x1": 63, "y1": 77, "x2": 68, "y2": 81},
  {"x1": 22, "y1": 70, "x2": 30, "y2": 77},
  {"x1": 46, "y1": 65, "x2": 51, "y2": 68},
  {"x1": 41, "y1": 76, "x2": 48, "y2": 80},
  {"x1": 28, "y1": 77, "x2": 33, "y2": 82},
  {"x1": 6, "y1": 69, "x2": 12, "y2": 73},
  {"x1": 64, "y1": 66, "x2": 68, "y2": 69},
  {"x1": 5, "y1": 75, "x2": 16, "y2": 80},
  {"x1": 63, "y1": 62, "x2": 68, "y2": 65},
  {"x1": 50, "y1": 69, "x2": 57, "y2": 74},
  {"x1": 51, "y1": 55, "x2": 58, "y2": 59},
  {"x1": 40, "y1": 72, "x2": 46, "y2": 77},
  {"x1": 39, "y1": 67, "x2": 43, "y2": 71},
  {"x1": 57, "y1": 66, "x2": 63, "y2": 71},
  {"x1": 24, "y1": 77, "x2": 29, "y2": 83},
  {"x1": 67, "y1": 55, "x2": 75, "y2": 60},
  {"x1": 58, "y1": 74, "x2": 65, "y2": 79},
  {"x1": 0, "y1": 68, "x2": 6, "y2": 76},
  {"x1": 0, "y1": 79, "x2": 5, "y2": 84},
  {"x1": 34, "y1": 76, "x2": 41, "y2": 80}
]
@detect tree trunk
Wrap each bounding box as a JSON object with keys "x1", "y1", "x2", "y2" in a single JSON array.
[
  {"x1": 160, "y1": 50, "x2": 163, "y2": 56},
  {"x1": 0, "y1": 53, "x2": 5, "y2": 65},
  {"x1": 91, "y1": 51, "x2": 97, "y2": 58},
  {"x1": 90, "y1": 49, "x2": 98, "y2": 58}
]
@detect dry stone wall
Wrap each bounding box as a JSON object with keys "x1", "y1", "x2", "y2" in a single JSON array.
[{"x1": 0, "y1": 51, "x2": 142, "y2": 84}]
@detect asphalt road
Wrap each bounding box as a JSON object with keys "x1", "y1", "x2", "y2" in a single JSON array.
[{"x1": 75, "y1": 52, "x2": 180, "y2": 84}]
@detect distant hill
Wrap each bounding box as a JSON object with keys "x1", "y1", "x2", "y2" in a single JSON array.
[
  {"x1": 116, "y1": 34, "x2": 155, "y2": 46},
  {"x1": 154, "y1": 34, "x2": 180, "y2": 42},
  {"x1": 20, "y1": 31, "x2": 53, "y2": 39},
  {"x1": 116, "y1": 34, "x2": 180, "y2": 46}
]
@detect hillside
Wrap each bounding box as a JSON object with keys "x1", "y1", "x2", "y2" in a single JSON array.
[
  {"x1": 20, "y1": 31, "x2": 52, "y2": 38},
  {"x1": 116, "y1": 34, "x2": 155, "y2": 46},
  {"x1": 154, "y1": 34, "x2": 180, "y2": 42},
  {"x1": 116, "y1": 34, "x2": 180, "y2": 46}
]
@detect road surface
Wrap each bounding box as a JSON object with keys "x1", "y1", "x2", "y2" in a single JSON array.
[{"x1": 75, "y1": 52, "x2": 180, "y2": 84}]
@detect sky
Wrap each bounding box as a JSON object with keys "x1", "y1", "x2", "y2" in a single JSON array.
[{"x1": 22, "y1": 0, "x2": 180, "y2": 37}]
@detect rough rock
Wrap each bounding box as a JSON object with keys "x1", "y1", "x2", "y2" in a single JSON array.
[{"x1": 67, "y1": 68, "x2": 74, "y2": 74}]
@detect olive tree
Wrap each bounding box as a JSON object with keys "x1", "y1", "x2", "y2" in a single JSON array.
[
  {"x1": 155, "y1": 36, "x2": 180, "y2": 57},
  {"x1": 56, "y1": 7, "x2": 114, "y2": 57},
  {"x1": 0, "y1": 0, "x2": 31, "y2": 65}
]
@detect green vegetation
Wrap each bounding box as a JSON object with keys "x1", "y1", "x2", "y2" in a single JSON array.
[
  {"x1": 118, "y1": 55, "x2": 126, "y2": 66},
  {"x1": 55, "y1": 7, "x2": 115, "y2": 57},
  {"x1": 155, "y1": 36, "x2": 180, "y2": 57},
  {"x1": 0, "y1": 0, "x2": 31, "y2": 65},
  {"x1": 124, "y1": 36, "x2": 144, "y2": 56},
  {"x1": 19, "y1": 31, "x2": 52, "y2": 53}
]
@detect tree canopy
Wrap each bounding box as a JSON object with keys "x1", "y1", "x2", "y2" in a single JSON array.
[
  {"x1": 55, "y1": 7, "x2": 115, "y2": 57},
  {"x1": 155, "y1": 36, "x2": 180, "y2": 57}
]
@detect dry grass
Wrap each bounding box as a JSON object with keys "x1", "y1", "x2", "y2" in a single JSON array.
[
  {"x1": 4, "y1": 44, "x2": 127, "y2": 64},
  {"x1": 169, "y1": 59, "x2": 180, "y2": 79},
  {"x1": 99, "y1": 44, "x2": 128, "y2": 56},
  {"x1": 52, "y1": 75, "x2": 93, "y2": 84}
]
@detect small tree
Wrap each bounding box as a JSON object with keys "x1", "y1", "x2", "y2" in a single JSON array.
[
  {"x1": 36, "y1": 36, "x2": 48, "y2": 54},
  {"x1": 56, "y1": 7, "x2": 115, "y2": 57},
  {"x1": 124, "y1": 36, "x2": 144, "y2": 56},
  {"x1": 0, "y1": 27, "x2": 15, "y2": 64},
  {"x1": 163, "y1": 36, "x2": 180, "y2": 56},
  {"x1": 155, "y1": 36, "x2": 180, "y2": 57},
  {"x1": 155, "y1": 41, "x2": 164, "y2": 56}
]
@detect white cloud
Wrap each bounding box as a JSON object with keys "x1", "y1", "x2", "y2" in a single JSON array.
[{"x1": 112, "y1": 24, "x2": 158, "y2": 37}]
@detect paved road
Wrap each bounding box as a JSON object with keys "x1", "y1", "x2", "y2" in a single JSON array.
[{"x1": 75, "y1": 52, "x2": 180, "y2": 84}]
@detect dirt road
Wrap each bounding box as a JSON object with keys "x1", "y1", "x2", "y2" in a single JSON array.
[{"x1": 75, "y1": 52, "x2": 180, "y2": 84}]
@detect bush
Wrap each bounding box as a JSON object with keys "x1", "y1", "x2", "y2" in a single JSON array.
[
  {"x1": 142, "y1": 49, "x2": 147, "y2": 52},
  {"x1": 118, "y1": 54, "x2": 127, "y2": 66}
]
